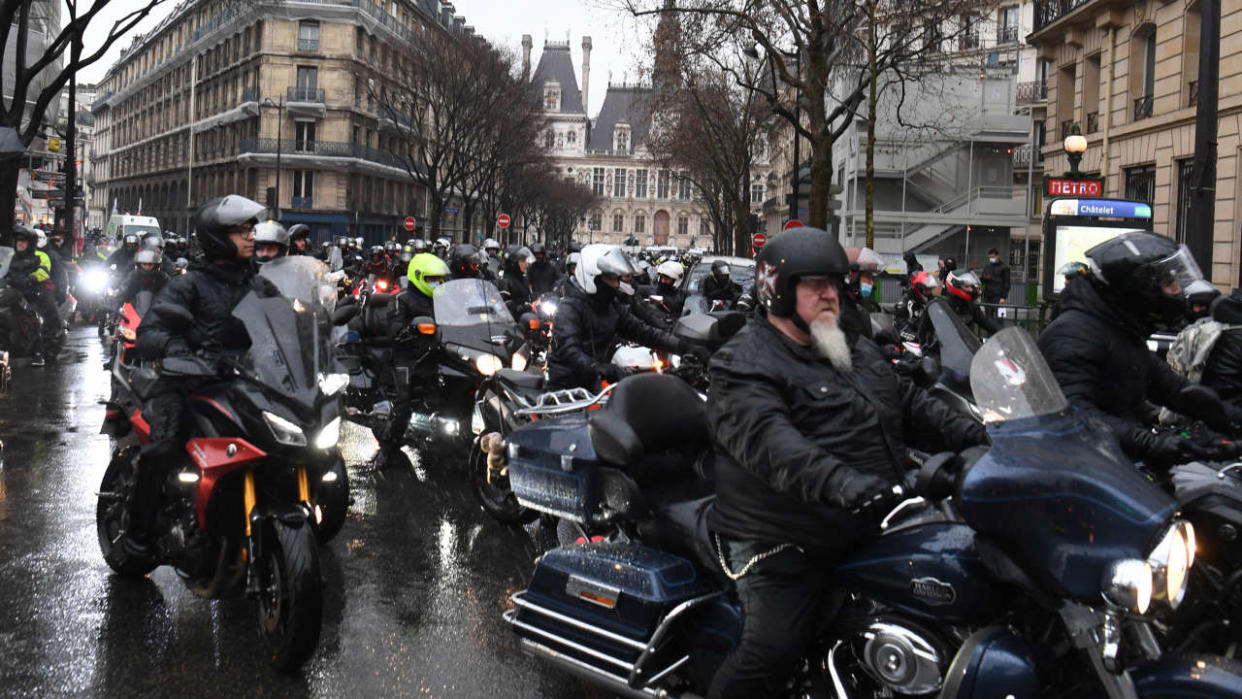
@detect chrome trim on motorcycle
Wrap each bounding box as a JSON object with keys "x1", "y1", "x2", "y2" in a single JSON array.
[
  {"x1": 513, "y1": 636, "x2": 672, "y2": 699},
  {"x1": 512, "y1": 384, "x2": 615, "y2": 417},
  {"x1": 628, "y1": 591, "x2": 724, "y2": 687},
  {"x1": 509, "y1": 592, "x2": 646, "y2": 651},
  {"x1": 826, "y1": 640, "x2": 851, "y2": 698},
  {"x1": 1216, "y1": 463, "x2": 1242, "y2": 481},
  {"x1": 880, "y1": 497, "x2": 927, "y2": 530}
]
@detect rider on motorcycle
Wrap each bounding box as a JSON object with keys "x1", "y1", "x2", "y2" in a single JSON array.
[
  {"x1": 1038, "y1": 231, "x2": 1242, "y2": 466},
  {"x1": 286, "y1": 224, "x2": 312, "y2": 256},
  {"x1": 842, "y1": 247, "x2": 885, "y2": 340},
  {"x1": 546, "y1": 244, "x2": 705, "y2": 391},
  {"x1": 705, "y1": 227, "x2": 989, "y2": 699},
  {"x1": 448, "y1": 244, "x2": 482, "y2": 279},
  {"x1": 527, "y1": 243, "x2": 558, "y2": 295},
  {"x1": 497, "y1": 246, "x2": 534, "y2": 318},
  {"x1": 373, "y1": 252, "x2": 451, "y2": 468},
  {"x1": 893, "y1": 269, "x2": 939, "y2": 341},
  {"x1": 131, "y1": 195, "x2": 280, "y2": 553},
  {"x1": 10, "y1": 225, "x2": 60, "y2": 366},
  {"x1": 701, "y1": 260, "x2": 742, "y2": 308},
  {"x1": 641, "y1": 260, "x2": 685, "y2": 320},
  {"x1": 106, "y1": 233, "x2": 141, "y2": 272},
  {"x1": 115, "y1": 247, "x2": 170, "y2": 311},
  {"x1": 937, "y1": 269, "x2": 1000, "y2": 335},
  {"x1": 482, "y1": 238, "x2": 502, "y2": 279},
  {"x1": 253, "y1": 220, "x2": 289, "y2": 266}
]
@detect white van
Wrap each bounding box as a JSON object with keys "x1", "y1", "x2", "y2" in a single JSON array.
[{"x1": 106, "y1": 214, "x2": 162, "y2": 242}]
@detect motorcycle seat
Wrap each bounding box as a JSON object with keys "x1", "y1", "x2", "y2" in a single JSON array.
[
  {"x1": 589, "y1": 374, "x2": 708, "y2": 467},
  {"x1": 497, "y1": 368, "x2": 544, "y2": 392},
  {"x1": 642, "y1": 491, "x2": 726, "y2": 585}
]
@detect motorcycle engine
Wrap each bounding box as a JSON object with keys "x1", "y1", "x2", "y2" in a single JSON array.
[{"x1": 854, "y1": 618, "x2": 949, "y2": 696}]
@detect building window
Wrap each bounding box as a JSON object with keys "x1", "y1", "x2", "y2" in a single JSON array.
[
  {"x1": 291, "y1": 169, "x2": 314, "y2": 203},
  {"x1": 998, "y1": 6, "x2": 1019, "y2": 43},
  {"x1": 544, "y1": 131, "x2": 554, "y2": 149},
  {"x1": 677, "y1": 173, "x2": 692, "y2": 200},
  {"x1": 960, "y1": 14, "x2": 980, "y2": 50},
  {"x1": 656, "y1": 169, "x2": 670, "y2": 199},
  {"x1": 635, "y1": 169, "x2": 648, "y2": 198},
  {"x1": 614, "y1": 167, "x2": 627, "y2": 197},
  {"x1": 1124, "y1": 164, "x2": 1156, "y2": 203},
  {"x1": 634, "y1": 214, "x2": 645, "y2": 233},
  {"x1": 614, "y1": 125, "x2": 630, "y2": 154},
  {"x1": 1175, "y1": 158, "x2": 1194, "y2": 244},
  {"x1": 544, "y1": 82, "x2": 561, "y2": 111},
  {"x1": 589, "y1": 212, "x2": 602, "y2": 231},
  {"x1": 1133, "y1": 30, "x2": 1156, "y2": 120},
  {"x1": 592, "y1": 167, "x2": 606, "y2": 195},
  {"x1": 923, "y1": 19, "x2": 942, "y2": 53},
  {"x1": 567, "y1": 130, "x2": 576, "y2": 145},
  {"x1": 677, "y1": 216, "x2": 689, "y2": 237},
  {"x1": 751, "y1": 183, "x2": 764, "y2": 204},
  {"x1": 298, "y1": 21, "x2": 320, "y2": 52},
  {"x1": 295, "y1": 122, "x2": 316, "y2": 152},
  {"x1": 613, "y1": 214, "x2": 624, "y2": 232}
]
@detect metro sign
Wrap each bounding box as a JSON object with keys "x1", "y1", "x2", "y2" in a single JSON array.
[{"x1": 1045, "y1": 177, "x2": 1104, "y2": 198}]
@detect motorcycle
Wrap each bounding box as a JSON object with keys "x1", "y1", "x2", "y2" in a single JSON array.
[
  {"x1": 95, "y1": 257, "x2": 351, "y2": 670},
  {"x1": 74, "y1": 258, "x2": 110, "y2": 326},
  {"x1": 496, "y1": 328, "x2": 1242, "y2": 697},
  {"x1": 0, "y1": 246, "x2": 46, "y2": 361}
]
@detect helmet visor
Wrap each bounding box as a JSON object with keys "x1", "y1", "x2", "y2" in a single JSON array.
[
  {"x1": 596, "y1": 247, "x2": 637, "y2": 278},
  {"x1": 1149, "y1": 245, "x2": 1204, "y2": 297},
  {"x1": 855, "y1": 248, "x2": 888, "y2": 273}
]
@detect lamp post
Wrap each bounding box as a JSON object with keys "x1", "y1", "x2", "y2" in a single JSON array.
[
  {"x1": 1063, "y1": 123, "x2": 1088, "y2": 178},
  {"x1": 744, "y1": 44, "x2": 801, "y2": 222},
  {"x1": 262, "y1": 97, "x2": 284, "y2": 218}
]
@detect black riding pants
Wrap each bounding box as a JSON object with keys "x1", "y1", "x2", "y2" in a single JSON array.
[
  {"x1": 134, "y1": 383, "x2": 191, "y2": 535},
  {"x1": 380, "y1": 352, "x2": 435, "y2": 448}
]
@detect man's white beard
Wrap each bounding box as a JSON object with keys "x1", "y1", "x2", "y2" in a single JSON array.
[{"x1": 810, "y1": 313, "x2": 852, "y2": 372}]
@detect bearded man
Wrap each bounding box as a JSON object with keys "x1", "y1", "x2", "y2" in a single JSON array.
[{"x1": 703, "y1": 227, "x2": 989, "y2": 699}]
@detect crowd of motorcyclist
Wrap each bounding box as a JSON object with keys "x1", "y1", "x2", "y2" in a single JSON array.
[{"x1": 13, "y1": 190, "x2": 1242, "y2": 695}]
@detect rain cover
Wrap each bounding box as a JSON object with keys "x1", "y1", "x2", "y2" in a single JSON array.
[
  {"x1": 259, "y1": 255, "x2": 337, "y2": 312},
  {"x1": 927, "y1": 300, "x2": 981, "y2": 400},
  {"x1": 0, "y1": 246, "x2": 15, "y2": 281},
  {"x1": 233, "y1": 287, "x2": 333, "y2": 411},
  {"x1": 434, "y1": 278, "x2": 513, "y2": 327},
  {"x1": 969, "y1": 327, "x2": 1068, "y2": 424}
]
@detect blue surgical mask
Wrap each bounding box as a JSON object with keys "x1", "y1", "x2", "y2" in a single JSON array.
[{"x1": 860, "y1": 282, "x2": 873, "y2": 298}]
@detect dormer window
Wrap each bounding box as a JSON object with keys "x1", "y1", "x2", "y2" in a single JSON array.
[
  {"x1": 614, "y1": 123, "x2": 630, "y2": 154},
  {"x1": 567, "y1": 130, "x2": 576, "y2": 145},
  {"x1": 543, "y1": 82, "x2": 561, "y2": 111}
]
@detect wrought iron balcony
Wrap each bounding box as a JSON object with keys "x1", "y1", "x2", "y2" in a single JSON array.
[
  {"x1": 997, "y1": 26, "x2": 1019, "y2": 44},
  {"x1": 291, "y1": 196, "x2": 313, "y2": 208},
  {"x1": 297, "y1": 38, "x2": 319, "y2": 53},
  {"x1": 1016, "y1": 80, "x2": 1048, "y2": 104},
  {"x1": 1189, "y1": 80, "x2": 1199, "y2": 108},
  {"x1": 959, "y1": 33, "x2": 981, "y2": 50},
  {"x1": 1012, "y1": 144, "x2": 1045, "y2": 168},
  {"x1": 1086, "y1": 111, "x2": 1099, "y2": 134},
  {"x1": 239, "y1": 138, "x2": 410, "y2": 171},
  {"x1": 1134, "y1": 94, "x2": 1154, "y2": 121},
  {"x1": 1035, "y1": 0, "x2": 1093, "y2": 32},
  {"x1": 287, "y1": 87, "x2": 325, "y2": 103}
]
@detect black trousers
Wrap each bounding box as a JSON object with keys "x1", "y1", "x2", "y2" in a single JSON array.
[
  {"x1": 708, "y1": 538, "x2": 839, "y2": 699},
  {"x1": 134, "y1": 384, "x2": 191, "y2": 535},
  {"x1": 379, "y1": 353, "x2": 434, "y2": 448},
  {"x1": 24, "y1": 288, "x2": 59, "y2": 354}
]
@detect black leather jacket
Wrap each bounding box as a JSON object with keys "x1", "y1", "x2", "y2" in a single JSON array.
[
  {"x1": 547, "y1": 280, "x2": 686, "y2": 390},
  {"x1": 528, "y1": 259, "x2": 559, "y2": 296},
  {"x1": 138, "y1": 261, "x2": 280, "y2": 359},
  {"x1": 701, "y1": 274, "x2": 742, "y2": 306},
  {"x1": 707, "y1": 315, "x2": 987, "y2": 554},
  {"x1": 497, "y1": 260, "x2": 533, "y2": 318}
]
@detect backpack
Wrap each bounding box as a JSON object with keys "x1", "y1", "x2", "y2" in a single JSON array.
[{"x1": 1166, "y1": 317, "x2": 1240, "y2": 384}]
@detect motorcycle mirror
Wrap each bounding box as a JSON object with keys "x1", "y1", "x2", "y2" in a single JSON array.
[
  {"x1": 332, "y1": 304, "x2": 360, "y2": 326},
  {"x1": 914, "y1": 357, "x2": 941, "y2": 387},
  {"x1": 151, "y1": 303, "x2": 195, "y2": 331}
]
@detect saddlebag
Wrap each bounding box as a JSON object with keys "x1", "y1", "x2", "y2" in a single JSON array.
[
  {"x1": 505, "y1": 415, "x2": 610, "y2": 523},
  {"x1": 507, "y1": 542, "x2": 719, "y2": 690}
]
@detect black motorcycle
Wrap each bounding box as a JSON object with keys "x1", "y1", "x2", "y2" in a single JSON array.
[{"x1": 0, "y1": 246, "x2": 45, "y2": 361}]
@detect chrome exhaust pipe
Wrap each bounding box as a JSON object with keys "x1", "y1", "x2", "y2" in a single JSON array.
[{"x1": 517, "y1": 638, "x2": 695, "y2": 699}]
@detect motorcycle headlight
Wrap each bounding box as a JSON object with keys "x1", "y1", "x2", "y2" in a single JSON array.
[
  {"x1": 82, "y1": 269, "x2": 108, "y2": 294},
  {"x1": 315, "y1": 416, "x2": 342, "y2": 450},
  {"x1": 1102, "y1": 559, "x2": 1153, "y2": 615},
  {"x1": 318, "y1": 372, "x2": 350, "y2": 396},
  {"x1": 475, "y1": 353, "x2": 504, "y2": 376},
  {"x1": 263, "y1": 410, "x2": 308, "y2": 447},
  {"x1": 539, "y1": 300, "x2": 557, "y2": 317},
  {"x1": 511, "y1": 352, "x2": 528, "y2": 372},
  {"x1": 1149, "y1": 520, "x2": 1196, "y2": 609},
  {"x1": 119, "y1": 325, "x2": 137, "y2": 341}
]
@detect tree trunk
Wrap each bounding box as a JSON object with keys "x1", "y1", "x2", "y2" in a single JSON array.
[
  {"x1": 427, "y1": 193, "x2": 444, "y2": 239},
  {"x1": 733, "y1": 199, "x2": 751, "y2": 257},
  {"x1": 809, "y1": 133, "x2": 834, "y2": 231},
  {"x1": 0, "y1": 163, "x2": 19, "y2": 245}
]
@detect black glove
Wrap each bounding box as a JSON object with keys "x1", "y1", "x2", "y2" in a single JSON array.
[
  {"x1": 823, "y1": 466, "x2": 893, "y2": 511},
  {"x1": 596, "y1": 363, "x2": 629, "y2": 383},
  {"x1": 164, "y1": 338, "x2": 191, "y2": 357},
  {"x1": 678, "y1": 341, "x2": 711, "y2": 365},
  {"x1": 1132, "y1": 430, "x2": 1194, "y2": 468}
]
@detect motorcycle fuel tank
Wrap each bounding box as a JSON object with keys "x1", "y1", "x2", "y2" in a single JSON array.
[{"x1": 836, "y1": 521, "x2": 995, "y2": 626}]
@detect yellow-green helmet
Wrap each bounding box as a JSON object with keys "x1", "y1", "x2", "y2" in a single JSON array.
[{"x1": 408, "y1": 252, "x2": 450, "y2": 297}]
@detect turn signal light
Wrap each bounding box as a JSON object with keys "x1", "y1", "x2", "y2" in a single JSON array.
[
  {"x1": 528, "y1": 318, "x2": 540, "y2": 330},
  {"x1": 417, "y1": 323, "x2": 437, "y2": 334}
]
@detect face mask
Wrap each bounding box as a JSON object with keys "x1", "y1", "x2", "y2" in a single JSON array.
[
  {"x1": 859, "y1": 282, "x2": 873, "y2": 298},
  {"x1": 989, "y1": 257, "x2": 999, "y2": 264},
  {"x1": 427, "y1": 280, "x2": 442, "y2": 290}
]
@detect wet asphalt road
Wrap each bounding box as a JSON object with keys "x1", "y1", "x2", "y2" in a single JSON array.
[{"x1": 0, "y1": 327, "x2": 606, "y2": 698}]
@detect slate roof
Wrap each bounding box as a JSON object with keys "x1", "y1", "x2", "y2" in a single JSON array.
[
  {"x1": 530, "y1": 42, "x2": 584, "y2": 114},
  {"x1": 587, "y1": 85, "x2": 656, "y2": 152}
]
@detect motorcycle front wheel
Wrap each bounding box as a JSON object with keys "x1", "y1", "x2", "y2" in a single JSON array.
[
  {"x1": 254, "y1": 519, "x2": 322, "y2": 672},
  {"x1": 95, "y1": 446, "x2": 157, "y2": 577},
  {"x1": 311, "y1": 456, "x2": 350, "y2": 544}
]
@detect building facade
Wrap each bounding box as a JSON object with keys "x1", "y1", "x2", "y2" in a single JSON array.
[
  {"x1": 91, "y1": 0, "x2": 478, "y2": 243},
  {"x1": 1030, "y1": 0, "x2": 1242, "y2": 287},
  {"x1": 528, "y1": 33, "x2": 770, "y2": 251}
]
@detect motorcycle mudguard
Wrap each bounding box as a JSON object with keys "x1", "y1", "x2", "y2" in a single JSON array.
[
  {"x1": 1129, "y1": 654, "x2": 1242, "y2": 698},
  {"x1": 938, "y1": 626, "x2": 1038, "y2": 699}
]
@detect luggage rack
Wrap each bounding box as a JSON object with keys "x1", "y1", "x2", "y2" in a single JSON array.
[
  {"x1": 505, "y1": 589, "x2": 723, "y2": 693},
  {"x1": 512, "y1": 384, "x2": 615, "y2": 417}
]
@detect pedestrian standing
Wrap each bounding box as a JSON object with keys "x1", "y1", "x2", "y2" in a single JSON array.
[{"x1": 980, "y1": 247, "x2": 1011, "y2": 323}]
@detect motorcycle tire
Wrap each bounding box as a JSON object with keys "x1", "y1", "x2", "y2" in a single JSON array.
[
  {"x1": 470, "y1": 438, "x2": 536, "y2": 525},
  {"x1": 254, "y1": 519, "x2": 322, "y2": 672},
  {"x1": 311, "y1": 457, "x2": 350, "y2": 544},
  {"x1": 95, "y1": 447, "x2": 158, "y2": 578}
]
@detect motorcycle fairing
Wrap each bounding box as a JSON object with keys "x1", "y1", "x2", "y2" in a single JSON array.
[
  {"x1": 938, "y1": 626, "x2": 1039, "y2": 698},
  {"x1": 186, "y1": 437, "x2": 267, "y2": 528},
  {"x1": 1128, "y1": 653, "x2": 1242, "y2": 697},
  {"x1": 130, "y1": 409, "x2": 151, "y2": 443},
  {"x1": 958, "y1": 411, "x2": 1175, "y2": 601},
  {"x1": 232, "y1": 293, "x2": 330, "y2": 415}
]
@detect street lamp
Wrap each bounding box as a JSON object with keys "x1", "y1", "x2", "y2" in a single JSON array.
[
  {"x1": 1063, "y1": 122, "x2": 1088, "y2": 178},
  {"x1": 261, "y1": 97, "x2": 284, "y2": 218},
  {"x1": 745, "y1": 43, "x2": 801, "y2": 222}
]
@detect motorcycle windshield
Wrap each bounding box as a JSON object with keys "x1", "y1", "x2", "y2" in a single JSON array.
[
  {"x1": 969, "y1": 327, "x2": 1067, "y2": 424},
  {"x1": 0, "y1": 246, "x2": 13, "y2": 280},
  {"x1": 433, "y1": 279, "x2": 513, "y2": 326},
  {"x1": 927, "y1": 300, "x2": 981, "y2": 400},
  {"x1": 258, "y1": 256, "x2": 337, "y2": 313},
  {"x1": 233, "y1": 280, "x2": 333, "y2": 412}
]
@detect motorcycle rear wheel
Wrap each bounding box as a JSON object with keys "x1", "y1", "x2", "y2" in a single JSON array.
[
  {"x1": 254, "y1": 520, "x2": 323, "y2": 672},
  {"x1": 96, "y1": 447, "x2": 157, "y2": 577},
  {"x1": 471, "y1": 438, "x2": 536, "y2": 525}
]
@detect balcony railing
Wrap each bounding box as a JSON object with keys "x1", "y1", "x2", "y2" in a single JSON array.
[
  {"x1": 997, "y1": 26, "x2": 1019, "y2": 44},
  {"x1": 1134, "y1": 94, "x2": 1154, "y2": 121},
  {"x1": 959, "y1": 33, "x2": 981, "y2": 50},
  {"x1": 1035, "y1": 0, "x2": 1093, "y2": 32},
  {"x1": 287, "y1": 86, "x2": 325, "y2": 103},
  {"x1": 1189, "y1": 80, "x2": 1199, "y2": 108},
  {"x1": 1012, "y1": 143, "x2": 1045, "y2": 168},
  {"x1": 291, "y1": 196, "x2": 313, "y2": 209},
  {"x1": 1086, "y1": 111, "x2": 1099, "y2": 134},
  {"x1": 297, "y1": 38, "x2": 320, "y2": 53},
  {"x1": 1060, "y1": 119, "x2": 1075, "y2": 141},
  {"x1": 1016, "y1": 80, "x2": 1048, "y2": 104},
  {"x1": 239, "y1": 138, "x2": 410, "y2": 171}
]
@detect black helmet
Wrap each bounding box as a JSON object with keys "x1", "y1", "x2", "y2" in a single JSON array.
[
  {"x1": 449, "y1": 243, "x2": 480, "y2": 278},
  {"x1": 1085, "y1": 231, "x2": 1203, "y2": 328},
  {"x1": 369, "y1": 244, "x2": 386, "y2": 261},
  {"x1": 287, "y1": 223, "x2": 310, "y2": 240},
  {"x1": 192, "y1": 195, "x2": 266, "y2": 260},
  {"x1": 13, "y1": 224, "x2": 38, "y2": 246},
  {"x1": 530, "y1": 242, "x2": 546, "y2": 256},
  {"x1": 384, "y1": 239, "x2": 400, "y2": 254},
  {"x1": 755, "y1": 227, "x2": 849, "y2": 318},
  {"x1": 710, "y1": 260, "x2": 731, "y2": 279}
]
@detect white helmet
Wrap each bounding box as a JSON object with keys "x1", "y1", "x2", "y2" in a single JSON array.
[
  {"x1": 573, "y1": 244, "x2": 636, "y2": 295},
  {"x1": 656, "y1": 260, "x2": 684, "y2": 283},
  {"x1": 483, "y1": 237, "x2": 500, "y2": 251}
]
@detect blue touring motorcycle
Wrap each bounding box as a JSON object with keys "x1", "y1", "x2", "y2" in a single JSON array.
[{"x1": 499, "y1": 327, "x2": 1242, "y2": 698}]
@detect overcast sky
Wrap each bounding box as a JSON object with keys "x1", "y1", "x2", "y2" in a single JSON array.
[{"x1": 76, "y1": 0, "x2": 648, "y2": 116}]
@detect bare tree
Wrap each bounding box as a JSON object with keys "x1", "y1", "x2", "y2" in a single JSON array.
[
  {"x1": 616, "y1": 0, "x2": 991, "y2": 231},
  {"x1": 528, "y1": 172, "x2": 598, "y2": 250},
  {"x1": 0, "y1": 0, "x2": 175, "y2": 236}
]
